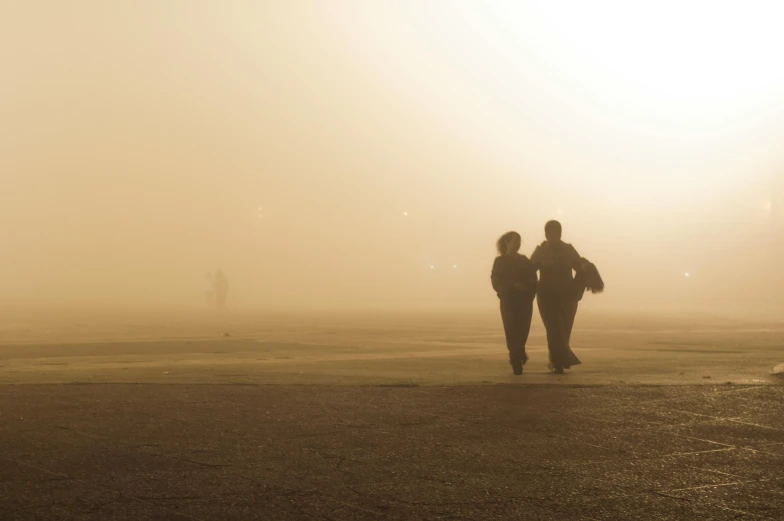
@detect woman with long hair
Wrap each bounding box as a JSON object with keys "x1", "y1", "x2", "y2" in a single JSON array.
[{"x1": 491, "y1": 231, "x2": 538, "y2": 375}]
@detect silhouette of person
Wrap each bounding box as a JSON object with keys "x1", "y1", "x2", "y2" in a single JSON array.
[
  {"x1": 204, "y1": 272, "x2": 215, "y2": 307},
  {"x1": 531, "y1": 221, "x2": 582, "y2": 374},
  {"x1": 491, "y1": 231, "x2": 538, "y2": 375},
  {"x1": 213, "y1": 269, "x2": 229, "y2": 310}
]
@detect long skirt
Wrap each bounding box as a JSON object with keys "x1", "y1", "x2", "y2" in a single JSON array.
[
  {"x1": 500, "y1": 294, "x2": 534, "y2": 364},
  {"x1": 536, "y1": 292, "x2": 581, "y2": 369}
]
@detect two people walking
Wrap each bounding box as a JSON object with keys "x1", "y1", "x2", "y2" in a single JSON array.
[{"x1": 492, "y1": 220, "x2": 603, "y2": 375}]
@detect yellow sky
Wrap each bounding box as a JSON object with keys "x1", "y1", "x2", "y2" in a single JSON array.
[{"x1": 1, "y1": 1, "x2": 782, "y2": 313}]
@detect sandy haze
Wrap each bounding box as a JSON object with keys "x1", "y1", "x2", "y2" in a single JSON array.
[
  {"x1": 1, "y1": 307, "x2": 781, "y2": 386},
  {"x1": 1, "y1": 1, "x2": 783, "y2": 315}
]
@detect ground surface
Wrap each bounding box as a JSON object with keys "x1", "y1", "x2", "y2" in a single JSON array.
[
  {"x1": 1, "y1": 308, "x2": 781, "y2": 386},
  {"x1": 1, "y1": 308, "x2": 782, "y2": 520},
  {"x1": 2, "y1": 384, "x2": 783, "y2": 520}
]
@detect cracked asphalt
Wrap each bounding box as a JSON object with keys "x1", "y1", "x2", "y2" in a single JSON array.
[{"x1": 2, "y1": 383, "x2": 783, "y2": 520}]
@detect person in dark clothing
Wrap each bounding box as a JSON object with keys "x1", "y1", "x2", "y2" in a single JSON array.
[
  {"x1": 531, "y1": 221, "x2": 583, "y2": 374},
  {"x1": 213, "y1": 269, "x2": 229, "y2": 310},
  {"x1": 491, "y1": 231, "x2": 538, "y2": 375}
]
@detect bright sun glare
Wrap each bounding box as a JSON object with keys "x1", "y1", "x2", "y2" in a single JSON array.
[{"x1": 478, "y1": 1, "x2": 784, "y2": 135}]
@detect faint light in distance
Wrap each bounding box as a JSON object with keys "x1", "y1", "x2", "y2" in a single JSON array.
[
  {"x1": 402, "y1": 211, "x2": 409, "y2": 217},
  {"x1": 685, "y1": 272, "x2": 690, "y2": 278}
]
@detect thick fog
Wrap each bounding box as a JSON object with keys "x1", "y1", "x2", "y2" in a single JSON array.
[{"x1": 2, "y1": 1, "x2": 782, "y2": 314}]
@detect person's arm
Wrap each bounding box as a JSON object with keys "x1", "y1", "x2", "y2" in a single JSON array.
[
  {"x1": 523, "y1": 257, "x2": 539, "y2": 288},
  {"x1": 491, "y1": 257, "x2": 512, "y2": 296},
  {"x1": 567, "y1": 244, "x2": 582, "y2": 271},
  {"x1": 528, "y1": 246, "x2": 543, "y2": 279},
  {"x1": 530, "y1": 245, "x2": 541, "y2": 265}
]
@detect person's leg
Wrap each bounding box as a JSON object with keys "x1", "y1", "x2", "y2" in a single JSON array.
[
  {"x1": 518, "y1": 297, "x2": 534, "y2": 365},
  {"x1": 564, "y1": 299, "x2": 579, "y2": 344},
  {"x1": 500, "y1": 299, "x2": 523, "y2": 375},
  {"x1": 556, "y1": 297, "x2": 581, "y2": 369},
  {"x1": 537, "y1": 294, "x2": 567, "y2": 371}
]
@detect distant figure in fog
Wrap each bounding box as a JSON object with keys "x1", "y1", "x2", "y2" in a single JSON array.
[
  {"x1": 204, "y1": 272, "x2": 215, "y2": 307},
  {"x1": 491, "y1": 231, "x2": 538, "y2": 375},
  {"x1": 213, "y1": 269, "x2": 229, "y2": 310},
  {"x1": 531, "y1": 220, "x2": 602, "y2": 374}
]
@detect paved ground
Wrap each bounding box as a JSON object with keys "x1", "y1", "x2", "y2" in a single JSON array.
[
  {"x1": 1, "y1": 308, "x2": 782, "y2": 387},
  {"x1": 1, "y1": 309, "x2": 782, "y2": 519},
  {"x1": 2, "y1": 383, "x2": 783, "y2": 520}
]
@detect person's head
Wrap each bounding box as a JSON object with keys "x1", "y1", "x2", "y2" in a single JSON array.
[
  {"x1": 497, "y1": 231, "x2": 522, "y2": 255},
  {"x1": 544, "y1": 220, "x2": 562, "y2": 242}
]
